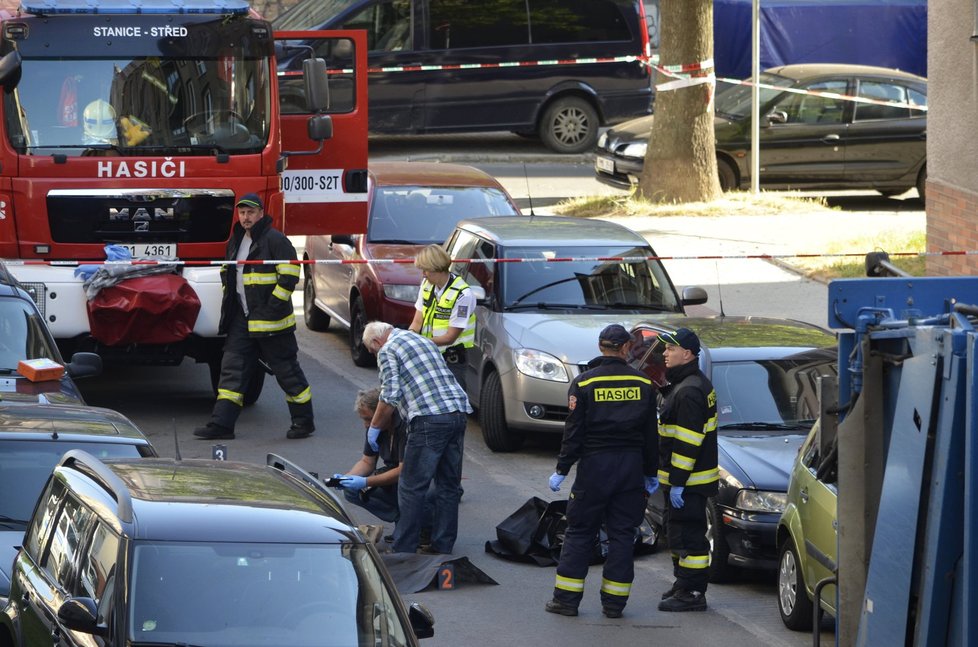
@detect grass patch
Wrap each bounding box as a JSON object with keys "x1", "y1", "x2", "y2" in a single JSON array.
[
  {"x1": 791, "y1": 231, "x2": 927, "y2": 280},
  {"x1": 552, "y1": 190, "x2": 835, "y2": 218}
]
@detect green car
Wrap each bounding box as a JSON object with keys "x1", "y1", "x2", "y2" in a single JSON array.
[{"x1": 776, "y1": 418, "x2": 838, "y2": 630}]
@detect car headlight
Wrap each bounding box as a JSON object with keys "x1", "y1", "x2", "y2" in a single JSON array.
[
  {"x1": 514, "y1": 348, "x2": 569, "y2": 382},
  {"x1": 597, "y1": 131, "x2": 608, "y2": 149},
  {"x1": 736, "y1": 490, "x2": 787, "y2": 513},
  {"x1": 382, "y1": 284, "x2": 418, "y2": 302},
  {"x1": 621, "y1": 141, "x2": 648, "y2": 159}
]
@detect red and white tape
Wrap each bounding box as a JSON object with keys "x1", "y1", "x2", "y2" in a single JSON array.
[{"x1": 2, "y1": 249, "x2": 960, "y2": 268}]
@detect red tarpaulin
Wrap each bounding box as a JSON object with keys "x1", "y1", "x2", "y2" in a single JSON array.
[{"x1": 87, "y1": 274, "x2": 201, "y2": 346}]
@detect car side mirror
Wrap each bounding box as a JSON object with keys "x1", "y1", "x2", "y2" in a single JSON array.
[
  {"x1": 66, "y1": 352, "x2": 102, "y2": 379},
  {"x1": 408, "y1": 602, "x2": 435, "y2": 639},
  {"x1": 681, "y1": 286, "x2": 708, "y2": 306},
  {"x1": 57, "y1": 597, "x2": 105, "y2": 636},
  {"x1": 765, "y1": 110, "x2": 788, "y2": 126}
]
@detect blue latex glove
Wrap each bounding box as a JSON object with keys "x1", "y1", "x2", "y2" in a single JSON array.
[
  {"x1": 549, "y1": 472, "x2": 565, "y2": 492},
  {"x1": 367, "y1": 426, "x2": 382, "y2": 452},
  {"x1": 645, "y1": 476, "x2": 659, "y2": 495},
  {"x1": 670, "y1": 486, "x2": 685, "y2": 509},
  {"x1": 339, "y1": 475, "x2": 367, "y2": 492}
]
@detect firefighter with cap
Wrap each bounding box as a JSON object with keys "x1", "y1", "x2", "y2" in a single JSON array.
[
  {"x1": 656, "y1": 326, "x2": 718, "y2": 612},
  {"x1": 544, "y1": 323, "x2": 658, "y2": 619},
  {"x1": 193, "y1": 192, "x2": 315, "y2": 441},
  {"x1": 407, "y1": 244, "x2": 475, "y2": 389}
]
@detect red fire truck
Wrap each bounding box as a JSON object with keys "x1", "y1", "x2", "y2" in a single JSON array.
[{"x1": 0, "y1": 0, "x2": 368, "y2": 395}]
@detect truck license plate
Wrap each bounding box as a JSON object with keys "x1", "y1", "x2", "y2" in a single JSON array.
[
  {"x1": 119, "y1": 243, "x2": 176, "y2": 259},
  {"x1": 595, "y1": 156, "x2": 615, "y2": 173}
]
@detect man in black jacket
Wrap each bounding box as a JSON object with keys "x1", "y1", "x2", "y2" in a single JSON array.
[
  {"x1": 194, "y1": 193, "x2": 314, "y2": 440},
  {"x1": 656, "y1": 327, "x2": 718, "y2": 612},
  {"x1": 544, "y1": 324, "x2": 658, "y2": 619}
]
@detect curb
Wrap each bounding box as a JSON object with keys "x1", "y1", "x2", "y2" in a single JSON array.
[{"x1": 766, "y1": 255, "x2": 829, "y2": 285}]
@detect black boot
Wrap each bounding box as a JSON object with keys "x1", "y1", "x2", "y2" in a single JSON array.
[
  {"x1": 544, "y1": 599, "x2": 578, "y2": 617},
  {"x1": 286, "y1": 423, "x2": 315, "y2": 439},
  {"x1": 658, "y1": 589, "x2": 707, "y2": 612},
  {"x1": 193, "y1": 423, "x2": 234, "y2": 440}
]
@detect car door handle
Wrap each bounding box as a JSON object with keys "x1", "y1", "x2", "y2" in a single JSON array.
[
  {"x1": 800, "y1": 487, "x2": 809, "y2": 503},
  {"x1": 821, "y1": 134, "x2": 840, "y2": 144}
]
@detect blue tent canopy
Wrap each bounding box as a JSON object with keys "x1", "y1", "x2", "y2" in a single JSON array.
[{"x1": 713, "y1": 0, "x2": 927, "y2": 80}]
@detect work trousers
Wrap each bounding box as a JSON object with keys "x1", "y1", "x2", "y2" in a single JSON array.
[
  {"x1": 553, "y1": 451, "x2": 645, "y2": 612},
  {"x1": 210, "y1": 301, "x2": 313, "y2": 430},
  {"x1": 392, "y1": 411, "x2": 466, "y2": 554},
  {"x1": 665, "y1": 489, "x2": 711, "y2": 593},
  {"x1": 343, "y1": 482, "x2": 437, "y2": 526}
]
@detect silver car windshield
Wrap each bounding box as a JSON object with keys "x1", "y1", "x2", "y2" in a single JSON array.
[
  {"x1": 501, "y1": 245, "x2": 681, "y2": 312},
  {"x1": 129, "y1": 541, "x2": 410, "y2": 646},
  {"x1": 6, "y1": 56, "x2": 271, "y2": 156},
  {"x1": 368, "y1": 186, "x2": 519, "y2": 245}
]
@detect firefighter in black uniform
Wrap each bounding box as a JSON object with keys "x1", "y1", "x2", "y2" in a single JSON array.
[
  {"x1": 656, "y1": 327, "x2": 718, "y2": 612},
  {"x1": 544, "y1": 324, "x2": 659, "y2": 619},
  {"x1": 193, "y1": 193, "x2": 315, "y2": 441}
]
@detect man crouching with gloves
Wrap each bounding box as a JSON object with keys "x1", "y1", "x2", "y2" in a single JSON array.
[{"x1": 545, "y1": 324, "x2": 658, "y2": 619}]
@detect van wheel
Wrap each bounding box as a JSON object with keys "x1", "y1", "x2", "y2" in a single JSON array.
[
  {"x1": 303, "y1": 275, "x2": 331, "y2": 332},
  {"x1": 349, "y1": 295, "x2": 376, "y2": 368},
  {"x1": 717, "y1": 158, "x2": 738, "y2": 192},
  {"x1": 539, "y1": 96, "x2": 599, "y2": 154},
  {"x1": 480, "y1": 371, "x2": 524, "y2": 451},
  {"x1": 778, "y1": 537, "x2": 814, "y2": 631}
]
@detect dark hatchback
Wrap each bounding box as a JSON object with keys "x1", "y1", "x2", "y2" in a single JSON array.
[
  {"x1": 595, "y1": 63, "x2": 927, "y2": 199},
  {"x1": 629, "y1": 315, "x2": 837, "y2": 582},
  {"x1": 0, "y1": 453, "x2": 433, "y2": 646}
]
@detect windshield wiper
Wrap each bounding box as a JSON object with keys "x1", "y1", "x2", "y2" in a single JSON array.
[
  {"x1": 608, "y1": 302, "x2": 677, "y2": 311},
  {"x1": 504, "y1": 303, "x2": 609, "y2": 311},
  {"x1": 0, "y1": 368, "x2": 16, "y2": 374},
  {"x1": 509, "y1": 277, "x2": 581, "y2": 306},
  {"x1": 718, "y1": 421, "x2": 812, "y2": 431},
  {"x1": 0, "y1": 514, "x2": 28, "y2": 526},
  {"x1": 369, "y1": 239, "x2": 419, "y2": 245}
]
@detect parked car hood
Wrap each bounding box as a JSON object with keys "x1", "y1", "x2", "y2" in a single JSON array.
[
  {"x1": 501, "y1": 313, "x2": 645, "y2": 364},
  {"x1": 0, "y1": 376, "x2": 85, "y2": 405},
  {"x1": 363, "y1": 242, "x2": 424, "y2": 285},
  {"x1": 0, "y1": 529, "x2": 20, "y2": 598},
  {"x1": 718, "y1": 432, "x2": 807, "y2": 492}
]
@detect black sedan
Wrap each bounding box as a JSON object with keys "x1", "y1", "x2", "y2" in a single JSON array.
[
  {"x1": 595, "y1": 63, "x2": 927, "y2": 200},
  {"x1": 628, "y1": 315, "x2": 837, "y2": 582}
]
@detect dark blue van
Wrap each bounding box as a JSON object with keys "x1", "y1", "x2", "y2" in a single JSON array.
[{"x1": 273, "y1": 0, "x2": 652, "y2": 153}]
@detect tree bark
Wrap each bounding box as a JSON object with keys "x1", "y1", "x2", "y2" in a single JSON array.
[{"x1": 636, "y1": 0, "x2": 720, "y2": 203}]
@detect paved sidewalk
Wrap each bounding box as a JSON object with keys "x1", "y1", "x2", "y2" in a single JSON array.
[{"x1": 600, "y1": 210, "x2": 926, "y2": 327}]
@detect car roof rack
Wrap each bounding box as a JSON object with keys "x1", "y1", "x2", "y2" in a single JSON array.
[
  {"x1": 266, "y1": 452, "x2": 334, "y2": 500},
  {"x1": 60, "y1": 449, "x2": 134, "y2": 523}
]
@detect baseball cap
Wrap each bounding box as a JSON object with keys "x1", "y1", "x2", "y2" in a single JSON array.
[
  {"x1": 598, "y1": 324, "x2": 632, "y2": 347},
  {"x1": 236, "y1": 193, "x2": 264, "y2": 210},
  {"x1": 660, "y1": 327, "x2": 701, "y2": 356}
]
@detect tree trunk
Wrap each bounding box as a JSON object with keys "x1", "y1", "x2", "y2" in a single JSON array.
[{"x1": 636, "y1": 0, "x2": 720, "y2": 203}]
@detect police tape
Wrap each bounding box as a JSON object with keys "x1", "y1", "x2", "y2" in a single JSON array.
[{"x1": 2, "y1": 249, "x2": 958, "y2": 267}]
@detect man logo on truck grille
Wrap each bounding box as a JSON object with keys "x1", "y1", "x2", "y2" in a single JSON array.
[{"x1": 109, "y1": 207, "x2": 175, "y2": 231}]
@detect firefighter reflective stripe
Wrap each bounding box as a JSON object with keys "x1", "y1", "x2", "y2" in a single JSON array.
[
  {"x1": 248, "y1": 314, "x2": 297, "y2": 333},
  {"x1": 276, "y1": 263, "x2": 301, "y2": 278},
  {"x1": 600, "y1": 578, "x2": 632, "y2": 597},
  {"x1": 243, "y1": 272, "x2": 278, "y2": 285},
  {"x1": 578, "y1": 374, "x2": 652, "y2": 387},
  {"x1": 555, "y1": 574, "x2": 585, "y2": 592},
  {"x1": 272, "y1": 285, "x2": 292, "y2": 301},
  {"x1": 661, "y1": 423, "x2": 707, "y2": 446},
  {"x1": 679, "y1": 554, "x2": 711, "y2": 569},
  {"x1": 657, "y1": 467, "x2": 719, "y2": 486},
  {"x1": 286, "y1": 386, "x2": 312, "y2": 404},
  {"x1": 671, "y1": 452, "x2": 696, "y2": 470},
  {"x1": 685, "y1": 468, "x2": 720, "y2": 486},
  {"x1": 217, "y1": 388, "x2": 244, "y2": 406}
]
